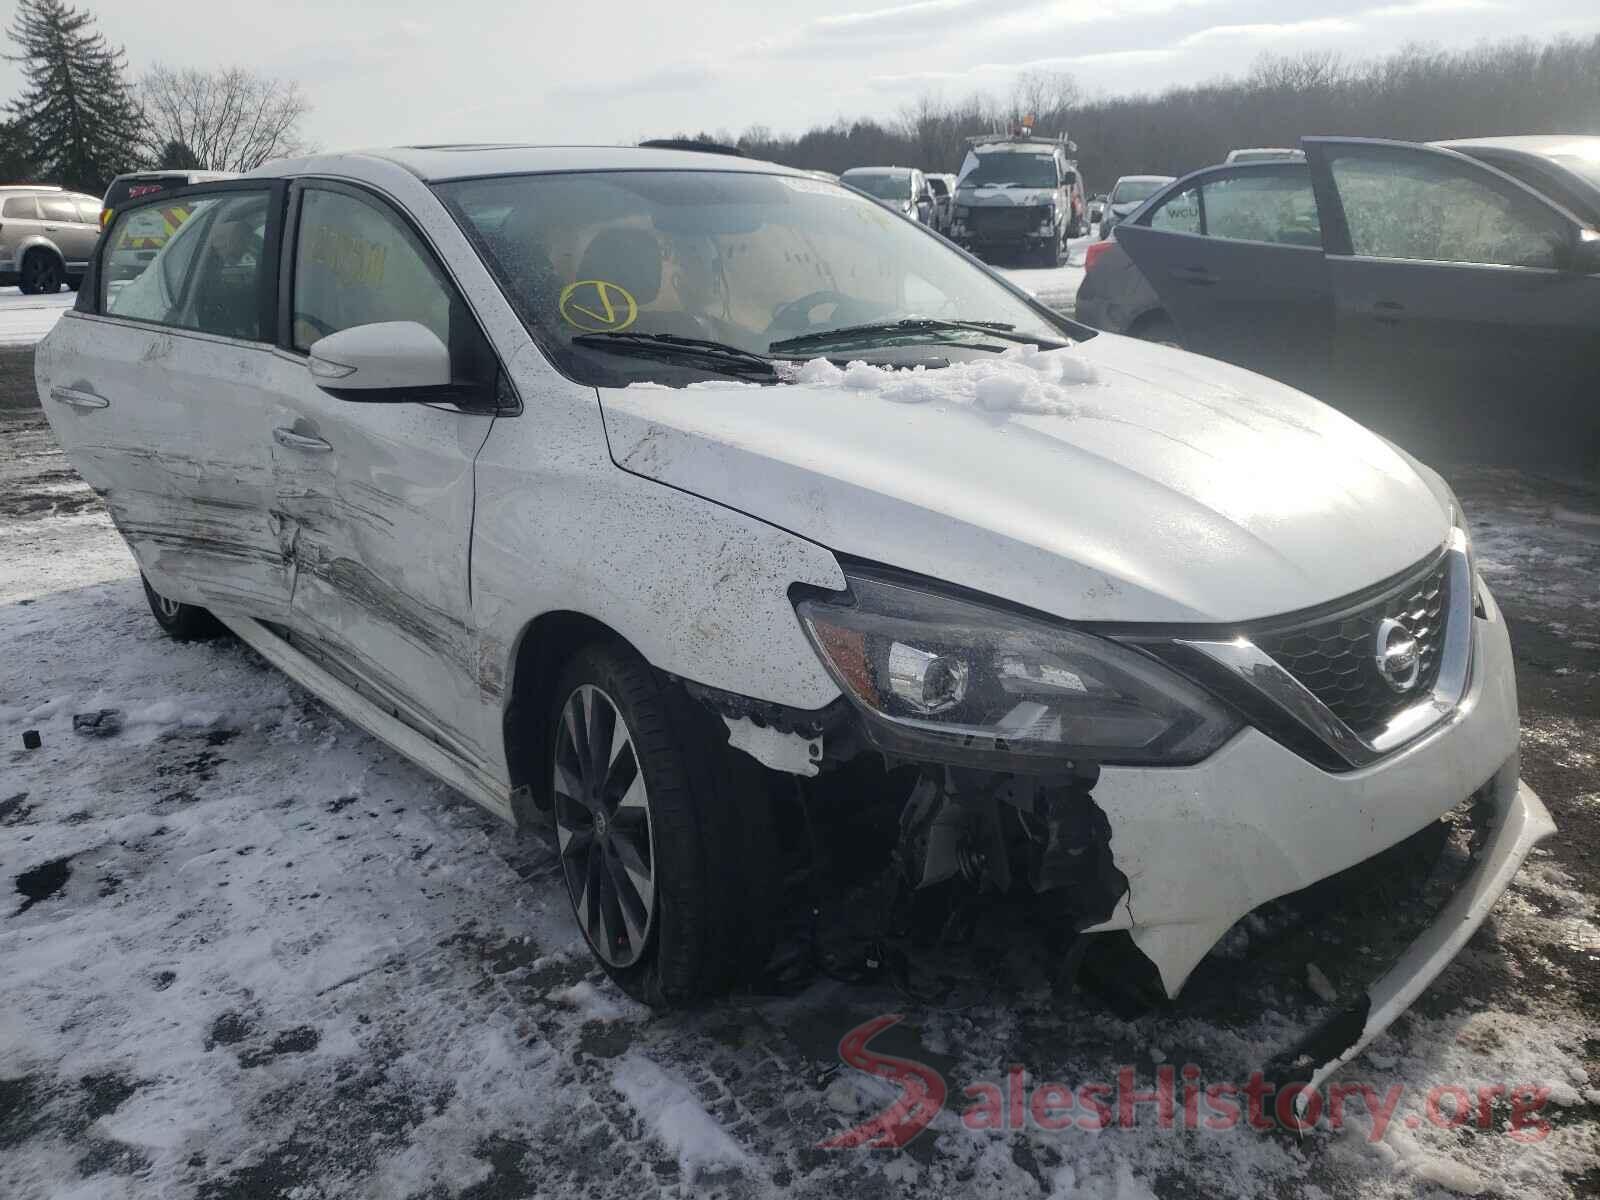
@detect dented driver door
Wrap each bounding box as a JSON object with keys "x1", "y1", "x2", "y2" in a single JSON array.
[{"x1": 263, "y1": 181, "x2": 498, "y2": 768}]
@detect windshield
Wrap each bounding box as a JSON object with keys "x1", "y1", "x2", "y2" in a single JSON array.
[
  {"x1": 435, "y1": 170, "x2": 1071, "y2": 386},
  {"x1": 842, "y1": 172, "x2": 911, "y2": 200},
  {"x1": 1111, "y1": 179, "x2": 1166, "y2": 205},
  {"x1": 960, "y1": 152, "x2": 1058, "y2": 189}
]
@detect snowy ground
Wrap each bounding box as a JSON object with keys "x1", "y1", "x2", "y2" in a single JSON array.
[
  {"x1": 996, "y1": 236, "x2": 1091, "y2": 315},
  {"x1": 2, "y1": 349, "x2": 1598, "y2": 1196},
  {"x1": 0, "y1": 288, "x2": 74, "y2": 348}
]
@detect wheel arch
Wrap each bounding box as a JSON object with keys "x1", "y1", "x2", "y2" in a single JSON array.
[
  {"x1": 1128, "y1": 307, "x2": 1180, "y2": 343},
  {"x1": 18, "y1": 238, "x2": 65, "y2": 268},
  {"x1": 502, "y1": 608, "x2": 639, "y2": 824}
]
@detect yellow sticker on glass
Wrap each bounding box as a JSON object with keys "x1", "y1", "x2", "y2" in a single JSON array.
[{"x1": 559, "y1": 279, "x2": 638, "y2": 332}]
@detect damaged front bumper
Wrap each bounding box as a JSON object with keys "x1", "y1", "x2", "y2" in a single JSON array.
[
  {"x1": 1280, "y1": 760, "x2": 1553, "y2": 1098},
  {"x1": 703, "y1": 558, "x2": 1549, "y2": 1089}
]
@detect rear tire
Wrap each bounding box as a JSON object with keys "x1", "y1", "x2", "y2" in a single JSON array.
[
  {"x1": 18, "y1": 250, "x2": 62, "y2": 295},
  {"x1": 547, "y1": 641, "x2": 778, "y2": 1005},
  {"x1": 141, "y1": 574, "x2": 225, "y2": 641}
]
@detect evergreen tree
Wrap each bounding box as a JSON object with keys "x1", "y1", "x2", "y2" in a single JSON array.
[
  {"x1": 157, "y1": 138, "x2": 201, "y2": 170},
  {"x1": 5, "y1": 0, "x2": 146, "y2": 192},
  {"x1": 0, "y1": 119, "x2": 38, "y2": 181}
]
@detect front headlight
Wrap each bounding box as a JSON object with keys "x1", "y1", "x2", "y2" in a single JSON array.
[
  {"x1": 796, "y1": 571, "x2": 1242, "y2": 770},
  {"x1": 1441, "y1": 483, "x2": 1483, "y2": 613}
]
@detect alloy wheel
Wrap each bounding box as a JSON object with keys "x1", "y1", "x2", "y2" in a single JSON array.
[{"x1": 553, "y1": 684, "x2": 656, "y2": 967}]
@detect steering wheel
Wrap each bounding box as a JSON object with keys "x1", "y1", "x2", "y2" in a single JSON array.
[{"x1": 766, "y1": 290, "x2": 875, "y2": 336}]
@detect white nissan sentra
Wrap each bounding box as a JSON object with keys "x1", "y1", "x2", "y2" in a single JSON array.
[{"x1": 35, "y1": 145, "x2": 1553, "y2": 1092}]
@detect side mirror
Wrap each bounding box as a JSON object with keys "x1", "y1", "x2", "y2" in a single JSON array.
[
  {"x1": 1565, "y1": 230, "x2": 1600, "y2": 274},
  {"x1": 307, "y1": 321, "x2": 451, "y2": 400}
]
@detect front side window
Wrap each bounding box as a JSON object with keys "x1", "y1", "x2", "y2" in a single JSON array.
[
  {"x1": 1200, "y1": 171, "x2": 1322, "y2": 247},
  {"x1": 436, "y1": 170, "x2": 1072, "y2": 386},
  {"x1": 3, "y1": 196, "x2": 39, "y2": 219},
  {"x1": 960, "y1": 153, "x2": 1058, "y2": 189},
  {"x1": 103, "y1": 191, "x2": 271, "y2": 340},
  {"x1": 1147, "y1": 185, "x2": 1201, "y2": 234},
  {"x1": 1330, "y1": 150, "x2": 1570, "y2": 268},
  {"x1": 292, "y1": 187, "x2": 495, "y2": 388}
]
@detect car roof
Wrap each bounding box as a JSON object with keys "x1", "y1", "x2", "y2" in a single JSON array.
[
  {"x1": 112, "y1": 169, "x2": 235, "y2": 181},
  {"x1": 259, "y1": 144, "x2": 808, "y2": 184},
  {"x1": 1115, "y1": 175, "x2": 1175, "y2": 183},
  {"x1": 1434, "y1": 134, "x2": 1600, "y2": 159},
  {"x1": 841, "y1": 166, "x2": 913, "y2": 176},
  {"x1": 0, "y1": 184, "x2": 63, "y2": 192}
]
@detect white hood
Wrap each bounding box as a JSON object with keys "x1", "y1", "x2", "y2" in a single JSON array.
[
  {"x1": 597, "y1": 336, "x2": 1449, "y2": 624},
  {"x1": 957, "y1": 186, "x2": 1056, "y2": 208}
]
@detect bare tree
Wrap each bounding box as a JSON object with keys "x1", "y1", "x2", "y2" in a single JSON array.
[{"x1": 139, "y1": 65, "x2": 312, "y2": 172}]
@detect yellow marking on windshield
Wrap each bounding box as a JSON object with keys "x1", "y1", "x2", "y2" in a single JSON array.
[{"x1": 559, "y1": 279, "x2": 639, "y2": 332}]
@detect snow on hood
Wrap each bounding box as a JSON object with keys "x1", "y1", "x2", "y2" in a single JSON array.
[{"x1": 599, "y1": 338, "x2": 1449, "y2": 624}]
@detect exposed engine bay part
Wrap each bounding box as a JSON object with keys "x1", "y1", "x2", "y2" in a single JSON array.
[
  {"x1": 722, "y1": 715, "x2": 821, "y2": 776},
  {"x1": 893, "y1": 765, "x2": 1127, "y2": 929}
]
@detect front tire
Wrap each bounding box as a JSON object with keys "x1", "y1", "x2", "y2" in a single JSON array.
[
  {"x1": 141, "y1": 574, "x2": 225, "y2": 641},
  {"x1": 548, "y1": 641, "x2": 777, "y2": 1005},
  {"x1": 18, "y1": 250, "x2": 62, "y2": 295}
]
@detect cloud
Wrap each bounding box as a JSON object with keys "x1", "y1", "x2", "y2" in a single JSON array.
[
  {"x1": 1177, "y1": 17, "x2": 1363, "y2": 46},
  {"x1": 867, "y1": 46, "x2": 1180, "y2": 90},
  {"x1": 1363, "y1": 0, "x2": 1505, "y2": 15},
  {"x1": 752, "y1": 0, "x2": 1034, "y2": 59},
  {"x1": 548, "y1": 63, "x2": 721, "y2": 101}
]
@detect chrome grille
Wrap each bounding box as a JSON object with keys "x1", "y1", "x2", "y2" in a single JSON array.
[{"x1": 1252, "y1": 559, "x2": 1451, "y2": 738}]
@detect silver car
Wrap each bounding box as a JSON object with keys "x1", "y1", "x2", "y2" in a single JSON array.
[{"x1": 0, "y1": 185, "x2": 103, "y2": 293}]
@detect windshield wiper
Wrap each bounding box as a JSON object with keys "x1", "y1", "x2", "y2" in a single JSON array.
[
  {"x1": 571, "y1": 331, "x2": 777, "y2": 379},
  {"x1": 769, "y1": 318, "x2": 1066, "y2": 354}
]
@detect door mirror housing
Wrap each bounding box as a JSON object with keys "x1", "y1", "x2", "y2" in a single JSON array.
[
  {"x1": 307, "y1": 321, "x2": 451, "y2": 401},
  {"x1": 1564, "y1": 230, "x2": 1600, "y2": 274}
]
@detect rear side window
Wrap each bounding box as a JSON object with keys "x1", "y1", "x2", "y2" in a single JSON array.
[
  {"x1": 103, "y1": 190, "x2": 274, "y2": 341},
  {"x1": 39, "y1": 197, "x2": 83, "y2": 223},
  {"x1": 1329, "y1": 150, "x2": 1570, "y2": 269},
  {"x1": 1200, "y1": 171, "x2": 1322, "y2": 247},
  {"x1": 75, "y1": 199, "x2": 102, "y2": 224},
  {"x1": 3, "y1": 196, "x2": 39, "y2": 219},
  {"x1": 1148, "y1": 185, "x2": 1201, "y2": 233},
  {"x1": 291, "y1": 186, "x2": 494, "y2": 386}
]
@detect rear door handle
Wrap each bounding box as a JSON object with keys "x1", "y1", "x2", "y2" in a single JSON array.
[
  {"x1": 1170, "y1": 266, "x2": 1216, "y2": 286},
  {"x1": 50, "y1": 386, "x2": 109, "y2": 409},
  {"x1": 273, "y1": 427, "x2": 332, "y2": 452}
]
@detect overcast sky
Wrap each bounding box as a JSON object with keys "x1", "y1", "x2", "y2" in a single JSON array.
[{"x1": 4, "y1": 0, "x2": 1597, "y2": 151}]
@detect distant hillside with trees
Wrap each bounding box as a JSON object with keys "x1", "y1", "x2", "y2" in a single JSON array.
[{"x1": 701, "y1": 35, "x2": 1600, "y2": 192}]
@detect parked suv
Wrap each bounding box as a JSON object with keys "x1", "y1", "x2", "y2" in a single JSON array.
[
  {"x1": 950, "y1": 133, "x2": 1084, "y2": 264},
  {"x1": 1075, "y1": 136, "x2": 1600, "y2": 466},
  {"x1": 0, "y1": 185, "x2": 103, "y2": 293},
  {"x1": 36, "y1": 148, "x2": 1552, "y2": 1098}
]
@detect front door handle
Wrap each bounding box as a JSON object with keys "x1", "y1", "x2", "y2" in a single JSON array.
[
  {"x1": 1170, "y1": 266, "x2": 1216, "y2": 286},
  {"x1": 273, "y1": 427, "x2": 332, "y2": 453},
  {"x1": 50, "y1": 386, "x2": 109, "y2": 409}
]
